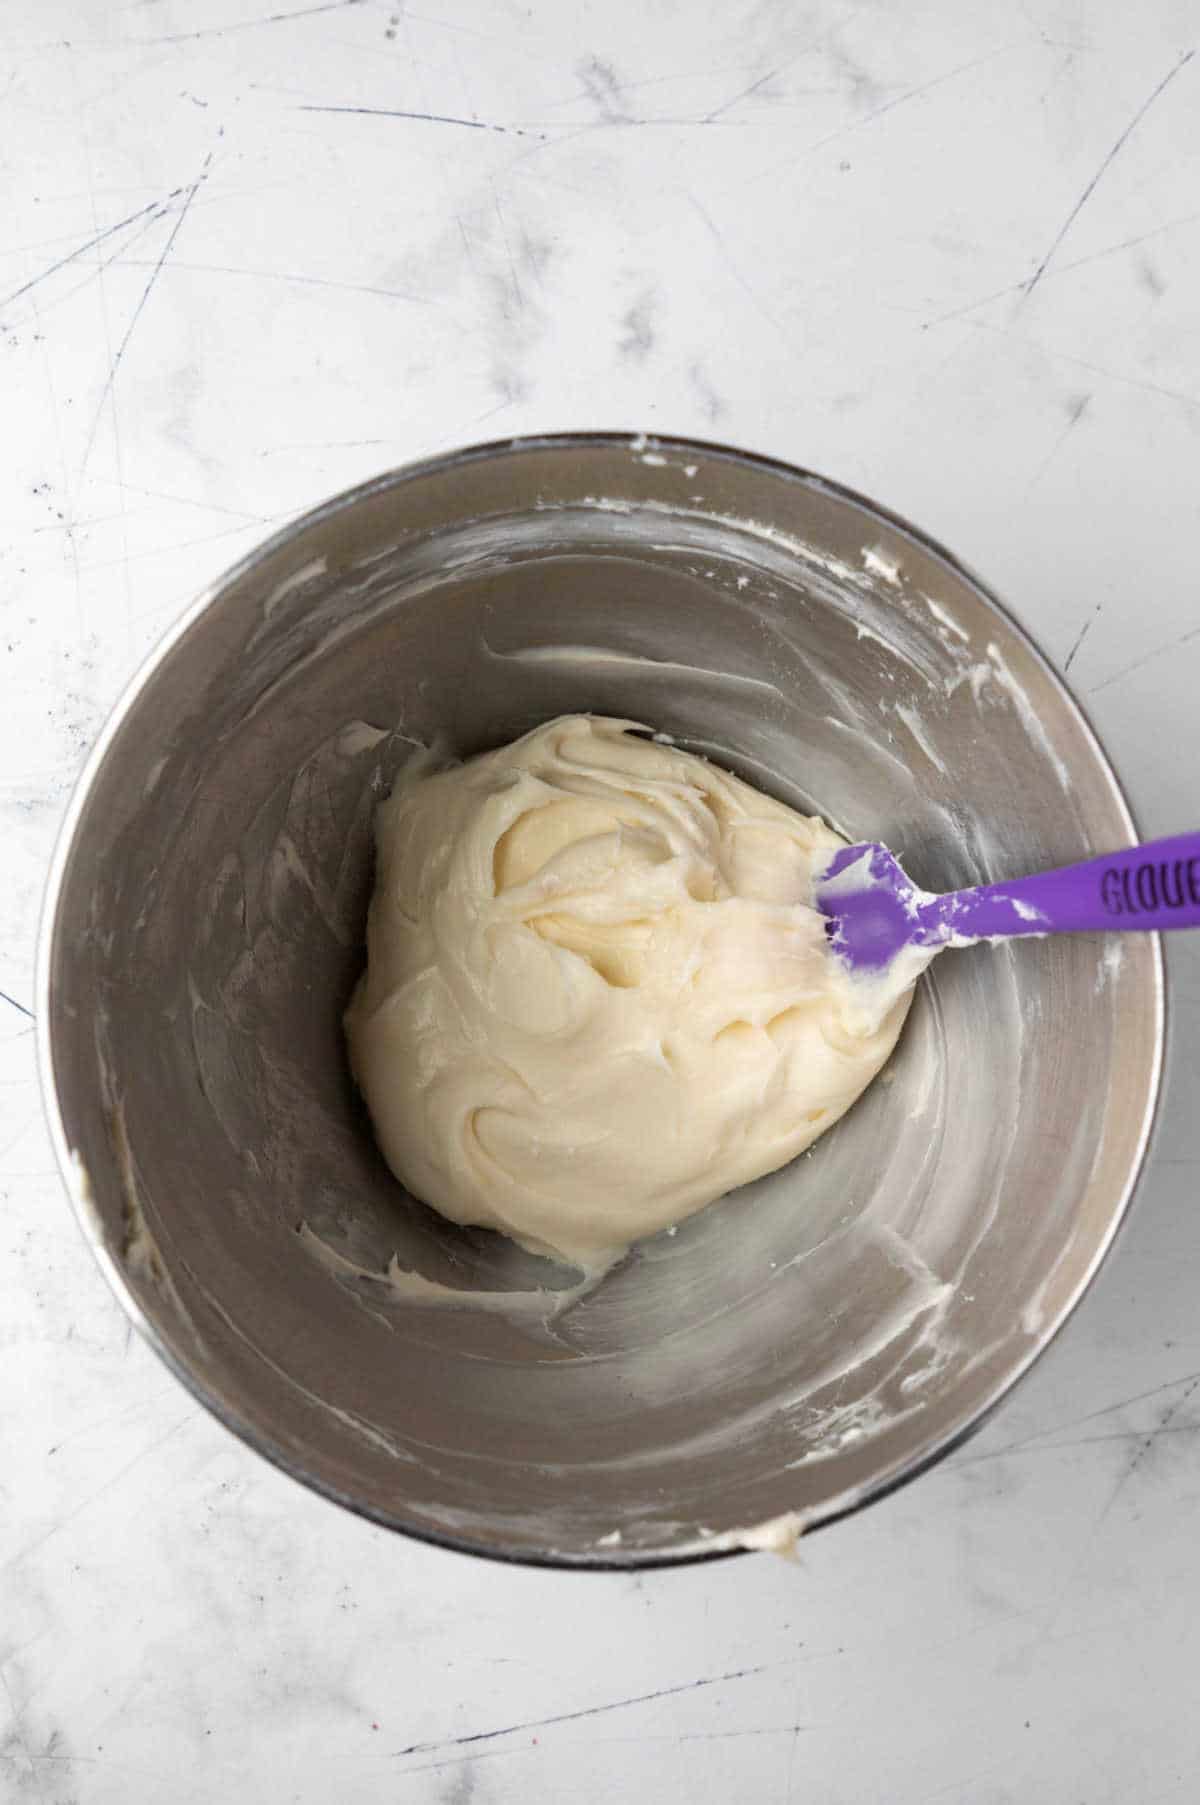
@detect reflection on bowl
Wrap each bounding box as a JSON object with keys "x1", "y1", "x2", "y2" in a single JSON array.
[{"x1": 39, "y1": 435, "x2": 1163, "y2": 1565}]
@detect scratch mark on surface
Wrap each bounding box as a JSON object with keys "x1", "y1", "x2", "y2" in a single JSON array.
[
  {"x1": 947, "y1": 314, "x2": 1200, "y2": 412},
  {"x1": 2, "y1": 1413, "x2": 197, "y2": 1578},
  {"x1": 82, "y1": 517, "x2": 272, "y2": 575},
  {"x1": 295, "y1": 103, "x2": 543, "y2": 136},
  {"x1": 392, "y1": 1665, "x2": 771, "y2": 1759},
  {"x1": 470, "y1": 397, "x2": 515, "y2": 427},
  {"x1": 689, "y1": 194, "x2": 787, "y2": 337},
  {"x1": 0, "y1": 989, "x2": 35, "y2": 1022},
  {"x1": 490, "y1": 188, "x2": 523, "y2": 311},
  {"x1": 2, "y1": 205, "x2": 178, "y2": 336},
  {"x1": 23, "y1": 236, "x2": 84, "y2": 649},
  {"x1": 802, "y1": 45, "x2": 1015, "y2": 159},
  {"x1": 45, "y1": 1384, "x2": 182, "y2": 1458},
  {"x1": 255, "y1": 436, "x2": 399, "y2": 456},
  {"x1": 75, "y1": 120, "x2": 136, "y2": 644},
  {"x1": 78, "y1": 154, "x2": 212, "y2": 483},
  {"x1": 1063, "y1": 601, "x2": 1102, "y2": 674},
  {"x1": 0, "y1": 1112, "x2": 41, "y2": 1166},
  {"x1": 400, "y1": 7, "x2": 499, "y2": 40},
  {"x1": 388, "y1": 1746, "x2": 527, "y2": 1781},
  {"x1": 90, "y1": 475, "x2": 271, "y2": 522},
  {"x1": 783, "y1": 1656, "x2": 805, "y2": 1804},
  {"x1": 1089, "y1": 621, "x2": 1200, "y2": 695},
  {"x1": 114, "y1": 256, "x2": 430, "y2": 307},
  {"x1": 493, "y1": 121, "x2": 595, "y2": 177},
  {"x1": 0, "y1": 198, "x2": 168, "y2": 312},
  {"x1": 952, "y1": 1366, "x2": 1200, "y2": 1467},
  {"x1": 455, "y1": 209, "x2": 484, "y2": 295},
  {"x1": 703, "y1": 64, "x2": 786, "y2": 123},
  {"x1": 682, "y1": 1725, "x2": 803, "y2": 1741},
  {"x1": 136, "y1": 0, "x2": 365, "y2": 45},
  {"x1": 1023, "y1": 48, "x2": 1196, "y2": 299},
  {"x1": 1020, "y1": 1422, "x2": 1200, "y2": 1455},
  {"x1": 920, "y1": 209, "x2": 1200, "y2": 329},
  {"x1": 1046, "y1": 347, "x2": 1200, "y2": 409},
  {"x1": 926, "y1": 219, "x2": 1200, "y2": 326},
  {"x1": 1077, "y1": 1375, "x2": 1200, "y2": 1543},
  {"x1": 1022, "y1": 392, "x2": 1090, "y2": 493},
  {"x1": 956, "y1": 1424, "x2": 1200, "y2": 1467}
]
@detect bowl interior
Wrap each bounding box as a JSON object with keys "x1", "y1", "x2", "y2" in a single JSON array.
[{"x1": 42, "y1": 438, "x2": 1161, "y2": 1562}]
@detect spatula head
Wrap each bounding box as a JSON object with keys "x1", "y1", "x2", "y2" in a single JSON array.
[{"x1": 814, "y1": 841, "x2": 930, "y2": 972}]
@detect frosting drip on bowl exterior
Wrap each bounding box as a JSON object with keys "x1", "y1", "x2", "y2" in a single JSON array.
[{"x1": 346, "y1": 715, "x2": 914, "y2": 1266}]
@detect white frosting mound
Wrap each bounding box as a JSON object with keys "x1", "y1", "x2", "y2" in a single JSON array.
[{"x1": 346, "y1": 716, "x2": 912, "y2": 1265}]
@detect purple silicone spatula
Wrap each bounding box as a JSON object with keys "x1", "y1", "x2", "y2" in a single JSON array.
[{"x1": 815, "y1": 834, "x2": 1200, "y2": 974}]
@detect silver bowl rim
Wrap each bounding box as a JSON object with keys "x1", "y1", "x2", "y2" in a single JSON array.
[{"x1": 35, "y1": 430, "x2": 1167, "y2": 1570}]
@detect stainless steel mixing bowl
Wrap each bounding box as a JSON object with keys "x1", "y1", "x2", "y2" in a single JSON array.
[{"x1": 38, "y1": 435, "x2": 1164, "y2": 1565}]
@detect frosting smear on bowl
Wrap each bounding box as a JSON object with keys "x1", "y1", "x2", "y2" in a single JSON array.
[{"x1": 346, "y1": 716, "x2": 914, "y2": 1266}]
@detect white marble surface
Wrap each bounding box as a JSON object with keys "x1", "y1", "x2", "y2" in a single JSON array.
[{"x1": 4, "y1": 1, "x2": 1200, "y2": 1798}]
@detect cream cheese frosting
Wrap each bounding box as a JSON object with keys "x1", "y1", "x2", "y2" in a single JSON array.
[{"x1": 346, "y1": 716, "x2": 913, "y2": 1266}]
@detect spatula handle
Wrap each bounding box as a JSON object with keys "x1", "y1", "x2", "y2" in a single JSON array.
[{"x1": 922, "y1": 834, "x2": 1200, "y2": 941}]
